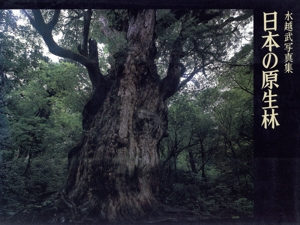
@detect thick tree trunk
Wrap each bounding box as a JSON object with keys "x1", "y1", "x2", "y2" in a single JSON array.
[
  {"x1": 16, "y1": 9, "x2": 195, "y2": 224},
  {"x1": 62, "y1": 9, "x2": 167, "y2": 222}
]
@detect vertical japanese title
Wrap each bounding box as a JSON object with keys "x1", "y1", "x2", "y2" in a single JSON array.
[
  {"x1": 284, "y1": 12, "x2": 293, "y2": 73},
  {"x1": 261, "y1": 11, "x2": 293, "y2": 129}
]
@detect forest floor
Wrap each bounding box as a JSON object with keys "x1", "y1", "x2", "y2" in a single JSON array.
[{"x1": 0, "y1": 208, "x2": 257, "y2": 225}]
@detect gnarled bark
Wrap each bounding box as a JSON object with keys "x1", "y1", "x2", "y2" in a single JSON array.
[{"x1": 62, "y1": 9, "x2": 168, "y2": 222}]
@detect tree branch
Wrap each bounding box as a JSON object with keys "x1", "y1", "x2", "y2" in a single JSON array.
[
  {"x1": 177, "y1": 67, "x2": 202, "y2": 91},
  {"x1": 178, "y1": 10, "x2": 252, "y2": 92},
  {"x1": 206, "y1": 9, "x2": 252, "y2": 30},
  {"x1": 77, "y1": 9, "x2": 92, "y2": 57},
  {"x1": 159, "y1": 10, "x2": 225, "y2": 99},
  {"x1": 22, "y1": 10, "x2": 35, "y2": 25},
  {"x1": 47, "y1": 9, "x2": 60, "y2": 30},
  {"x1": 65, "y1": 14, "x2": 83, "y2": 27},
  {"x1": 23, "y1": 9, "x2": 104, "y2": 88},
  {"x1": 192, "y1": 9, "x2": 222, "y2": 24},
  {"x1": 160, "y1": 37, "x2": 186, "y2": 99},
  {"x1": 24, "y1": 10, "x2": 89, "y2": 65}
]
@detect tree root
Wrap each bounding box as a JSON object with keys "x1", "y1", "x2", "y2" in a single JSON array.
[{"x1": 3, "y1": 193, "x2": 207, "y2": 224}]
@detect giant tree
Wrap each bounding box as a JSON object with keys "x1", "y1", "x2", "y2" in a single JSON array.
[{"x1": 19, "y1": 9, "x2": 252, "y2": 222}]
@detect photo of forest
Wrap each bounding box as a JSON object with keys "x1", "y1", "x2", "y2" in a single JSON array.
[{"x1": 0, "y1": 8, "x2": 254, "y2": 224}]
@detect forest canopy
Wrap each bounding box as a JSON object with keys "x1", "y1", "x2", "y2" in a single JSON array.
[{"x1": 0, "y1": 9, "x2": 253, "y2": 223}]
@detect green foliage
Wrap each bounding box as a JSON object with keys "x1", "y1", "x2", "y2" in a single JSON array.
[
  {"x1": 159, "y1": 41, "x2": 253, "y2": 218},
  {"x1": 159, "y1": 170, "x2": 253, "y2": 218},
  {"x1": 0, "y1": 61, "x2": 89, "y2": 211},
  {"x1": 0, "y1": 108, "x2": 10, "y2": 151},
  {"x1": 0, "y1": 156, "x2": 67, "y2": 213},
  {"x1": 6, "y1": 61, "x2": 88, "y2": 155}
]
